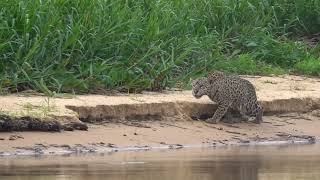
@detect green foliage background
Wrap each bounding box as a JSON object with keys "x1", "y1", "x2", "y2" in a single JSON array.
[{"x1": 0, "y1": 0, "x2": 319, "y2": 94}]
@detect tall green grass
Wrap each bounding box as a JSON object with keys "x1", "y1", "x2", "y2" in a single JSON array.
[{"x1": 0, "y1": 0, "x2": 319, "y2": 94}]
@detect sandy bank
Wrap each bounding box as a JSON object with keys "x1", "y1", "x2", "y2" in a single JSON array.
[{"x1": 0, "y1": 75, "x2": 320, "y2": 155}]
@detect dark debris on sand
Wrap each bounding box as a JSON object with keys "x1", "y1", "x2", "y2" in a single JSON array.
[{"x1": 0, "y1": 114, "x2": 88, "y2": 132}]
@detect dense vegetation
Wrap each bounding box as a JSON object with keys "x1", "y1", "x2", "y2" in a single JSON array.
[{"x1": 0, "y1": 0, "x2": 320, "y2": 94}]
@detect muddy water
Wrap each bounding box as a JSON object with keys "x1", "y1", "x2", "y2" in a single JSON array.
[{"x1": 1, "y1": 144, "x2": 320, "y2": 180}]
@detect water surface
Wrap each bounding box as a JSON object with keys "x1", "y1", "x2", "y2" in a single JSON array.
[{"x1": 1, "y1": 144, "x2": 320, "y2": 180}]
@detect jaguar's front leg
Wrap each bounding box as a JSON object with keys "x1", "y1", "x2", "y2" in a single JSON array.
[{"x1": 206, "y1": 104, "x2": 229, "y2": 124}]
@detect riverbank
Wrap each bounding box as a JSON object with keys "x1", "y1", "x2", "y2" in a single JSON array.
[{"x1": 0, "y1": 75, "x2": 320, "y2": 156}]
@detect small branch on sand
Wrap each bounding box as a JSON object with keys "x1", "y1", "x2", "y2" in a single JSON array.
[
  {"x1": 160, "y1": 122, "x2": 188, "y2": 130},
  {"x1": 225, "y1": 130, "x2": 247, "y2": 136}
]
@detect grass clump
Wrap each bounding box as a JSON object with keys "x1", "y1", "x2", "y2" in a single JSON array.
[
  {"x1": 0, "y1": 0, "x2": 319, "y2": 94},
  {"x1": 294, "y1": 58, "x2": 320, "y2": 76},
  {"x1": 213, "y1": 54, "x2": 286, "y2": 75}
]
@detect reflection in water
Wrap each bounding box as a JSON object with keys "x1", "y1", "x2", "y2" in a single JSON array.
[{"x1": 1, "y1": 144, "x2": 320, "y2": 180}]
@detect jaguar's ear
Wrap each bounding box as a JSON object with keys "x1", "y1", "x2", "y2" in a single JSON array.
[
  {"x1": 208, "y1": 71, "x2": 224, "y2": 81},
  {"x1": 211, "y1": 71, "x2": 224, "y2": 76},
  {"x1": 209, "y1": 78, "x2": 214, "y2": 84}
]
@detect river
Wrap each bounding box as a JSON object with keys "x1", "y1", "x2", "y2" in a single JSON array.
[{"x1": 0, "y1": 144, "x2": 320, "y2": 180}]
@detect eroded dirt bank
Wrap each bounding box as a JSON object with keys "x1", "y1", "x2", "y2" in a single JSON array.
[{"x1": 0, "y1": 75, "x2": 320, "y2": 155}]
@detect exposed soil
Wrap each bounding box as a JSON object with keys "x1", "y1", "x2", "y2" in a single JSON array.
[{"x1": 298, "y1": 32, "x2": 320, "y2": 47}]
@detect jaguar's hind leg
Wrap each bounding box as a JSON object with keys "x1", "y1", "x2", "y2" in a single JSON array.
[
  {"x1": 222, "y1": 109, "x2": 245, "y2": 123},
  {"x1": 255, "y1": 105, "x2": 263, "y2": 124}
]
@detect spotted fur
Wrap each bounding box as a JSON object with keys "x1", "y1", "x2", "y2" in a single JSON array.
[{"x1": 192, "y1": 72, "x2": 263, "y2": 124}]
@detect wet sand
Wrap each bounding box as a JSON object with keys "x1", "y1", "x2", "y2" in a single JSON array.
[{"x1": 0, "y1": 112, "x2": 319, "y2": 155}]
